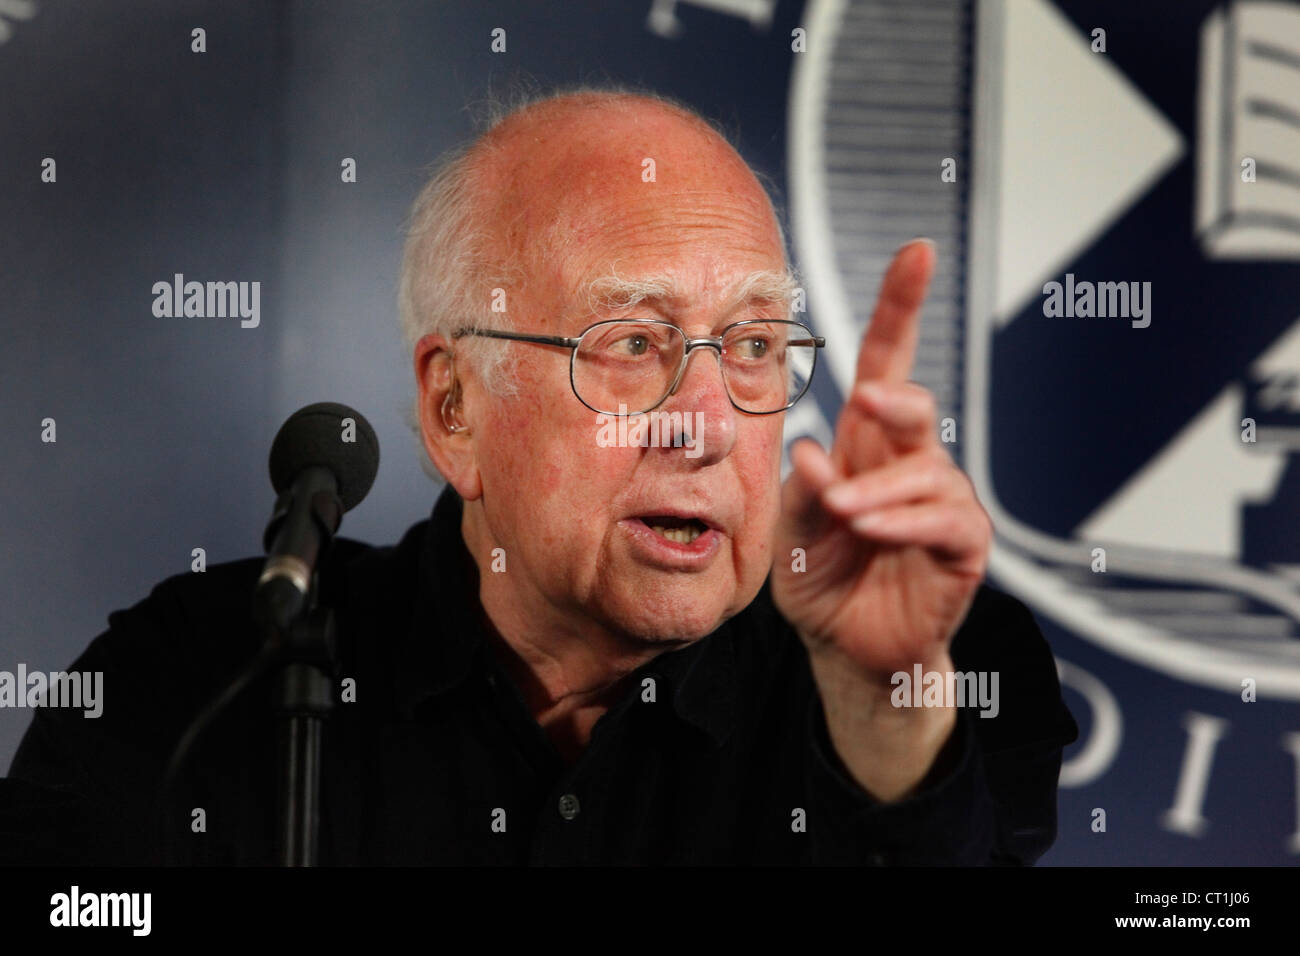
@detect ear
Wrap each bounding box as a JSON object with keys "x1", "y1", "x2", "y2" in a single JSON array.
[{"x1": 414, "y1": 333, "x2": 483, "y2": 501}]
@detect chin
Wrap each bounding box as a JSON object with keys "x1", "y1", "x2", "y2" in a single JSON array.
[{"x1": 599, "y1": 584, "x2": 733, "y2": 645}]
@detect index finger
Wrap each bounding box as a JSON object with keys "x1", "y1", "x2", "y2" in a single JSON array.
[{"x1": 853, "y1": 238, "x2": 935, "y2": 384}]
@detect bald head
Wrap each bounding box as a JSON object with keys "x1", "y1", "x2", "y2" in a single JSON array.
[
  {"x1": 469, "y1": 92, "x2": 788, "y2": 332},
  {"x1": 400, "y1": 90, "x2": 790, "y2": 400}
]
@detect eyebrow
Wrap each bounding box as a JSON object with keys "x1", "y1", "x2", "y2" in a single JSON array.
[{"x1": 584, "y1": 269, "x2": 798, "y2": 318}]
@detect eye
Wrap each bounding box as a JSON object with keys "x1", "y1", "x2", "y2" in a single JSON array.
[
  {"x1": 733, "y1": 335, "x2": 771, "y2": 359},
  {"x1": 614, "y1": 334, "x2": 651, "y2": 357}
]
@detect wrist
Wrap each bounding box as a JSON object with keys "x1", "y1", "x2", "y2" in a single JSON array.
[{"x1": 808, "y1": 643, "x2": 959, "y2": 802}]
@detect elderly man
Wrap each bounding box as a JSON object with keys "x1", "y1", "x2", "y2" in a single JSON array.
[{"x1": 4, "y1": 89, "x2": 1075, "y2": 865}]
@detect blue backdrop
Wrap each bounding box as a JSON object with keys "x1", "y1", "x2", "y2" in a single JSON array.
[{"x1": 2, "y1": 0, "x2": 1298, "y2": 865}]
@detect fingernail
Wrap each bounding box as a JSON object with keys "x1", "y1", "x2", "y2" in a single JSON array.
[
  {"x1": 899, "y1": 237, "x2": 935, "y2": 254},
  {"x1": 851, "y1": 512, "x2": 882, "y2": 532},
  {"x1": 824, "y1": 483, "x2": 858, "y2": 511},
  {"x1": 857, "y1": 381, "x2": 884, "y2": 404}
]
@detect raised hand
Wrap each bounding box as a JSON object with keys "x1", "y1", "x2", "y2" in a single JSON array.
[{"x1": 770, "y1": 240, "x2": 992, "y2": 798}]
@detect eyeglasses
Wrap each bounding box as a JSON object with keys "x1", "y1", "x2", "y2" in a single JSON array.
[{"x1": 453, "y1": 318, "x2": 826, "y2": 416}]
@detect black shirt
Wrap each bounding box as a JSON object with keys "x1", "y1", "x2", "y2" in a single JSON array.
[{"x1": 3, "y1": 486, "x2": 1077, "y2": 865}]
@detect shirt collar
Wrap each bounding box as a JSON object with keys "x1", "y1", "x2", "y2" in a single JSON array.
[{"x1": 396, "y1": 484, "x2": 736, "y2": 747}]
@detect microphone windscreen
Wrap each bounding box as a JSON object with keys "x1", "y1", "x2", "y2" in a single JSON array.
[{"x1": 268, "y1": 402, "x2": 380, "y2": 512}]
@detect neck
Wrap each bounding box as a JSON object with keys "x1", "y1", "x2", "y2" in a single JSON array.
[{"x1": 460, "y1": 504, "x2": 664, "y2": 751}]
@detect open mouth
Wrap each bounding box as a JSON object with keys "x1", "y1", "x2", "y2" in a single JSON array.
[{"x1": 638, "y1": 515, "x2": 710, "y2": 545}]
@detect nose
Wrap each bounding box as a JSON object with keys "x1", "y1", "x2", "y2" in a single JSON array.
[{"x1": 657, "y1": 343, "x2": 736, "y2": 464}]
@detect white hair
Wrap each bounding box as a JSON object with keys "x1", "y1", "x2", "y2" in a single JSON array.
[{"x1": 397, "y1": 139, "x2": 516, "y2": 399}]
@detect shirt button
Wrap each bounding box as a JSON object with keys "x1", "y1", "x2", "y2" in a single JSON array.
[{"x1": 557, "y1": 793, "x2": 580, "y2": 820}]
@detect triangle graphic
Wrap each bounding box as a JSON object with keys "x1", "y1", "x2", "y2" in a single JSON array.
[
  {"x1": 1075, "y1": 385, "x2": 1286, "y2": 558},
  {"x1": 993, "y1": 0, "x2": 1185, "y2": 326}
]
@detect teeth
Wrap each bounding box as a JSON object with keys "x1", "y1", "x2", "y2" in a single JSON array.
[{"x1": 650, "y1": 524, "x2": 704, "y2": 544}]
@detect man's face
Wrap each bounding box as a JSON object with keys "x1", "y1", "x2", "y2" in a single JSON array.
[{"x1": 466, "y1": 104, "x2": 790, "y2": 644}]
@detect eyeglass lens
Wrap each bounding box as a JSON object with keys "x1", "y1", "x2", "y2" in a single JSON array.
[{"x1": 572, "y1": 321, "x2": 816, "y2": 414}]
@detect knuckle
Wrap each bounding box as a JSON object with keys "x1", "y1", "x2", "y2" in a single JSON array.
[
  {"x1": 925, "y1": 444, "x2": 954, "y2": 471},
  {"x1": 926, "y1": 462, "x2": 950, "y2": 492},
  {"x1": 919, "y1": 392, "x2": 938, "y2": 421},
  {"x1": 905, "y1": 382, "x2": 938, "y2": 415},
  {"x1": 938, "y1": 511, "x2": 964, "y2": 540},
  {"x1": 968, "y1": 502, "x2": 994, "y2": 546}
]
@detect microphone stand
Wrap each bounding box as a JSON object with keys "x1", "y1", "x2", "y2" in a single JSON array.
[
  {"x1": 258, "y1": 480, "x2": 342, "y2": 867},
  {"x1": 274, "y1": 603, "x2": 336, "y2": 866}
]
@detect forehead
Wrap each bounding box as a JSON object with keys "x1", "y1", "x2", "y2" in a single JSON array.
[
  {"x1": 480, "y1": 102, "x2": 787, "y2": 307},
  {"x1": 563, "y1": 189, "x2": 784, "y2": 280}
]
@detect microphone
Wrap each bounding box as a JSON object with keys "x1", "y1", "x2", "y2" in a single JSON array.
[{"x1": 254, "y1": 402, "x2": 379, "y2": 632}]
